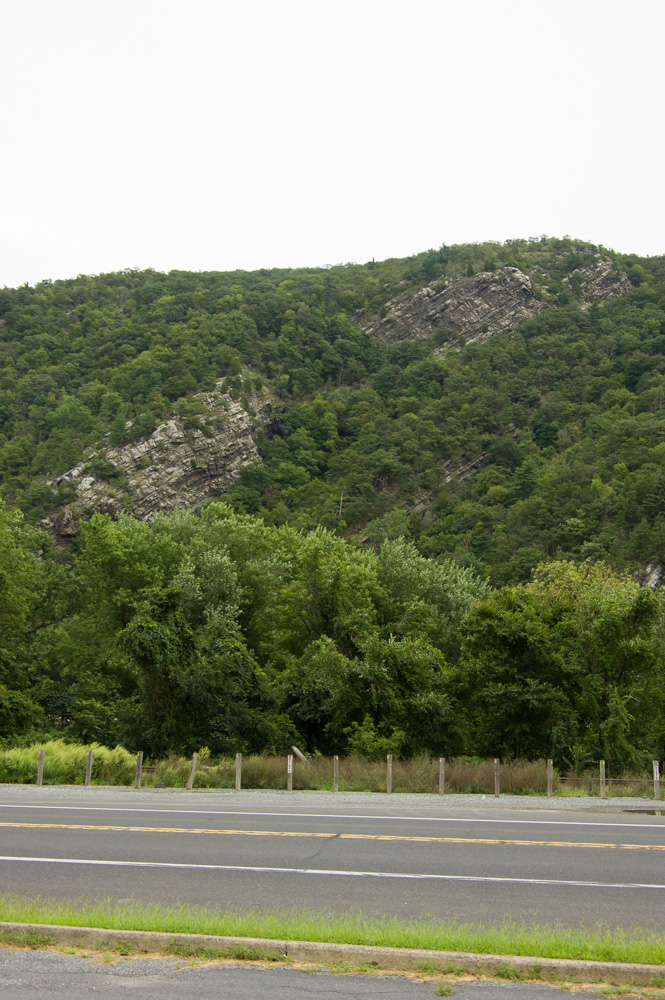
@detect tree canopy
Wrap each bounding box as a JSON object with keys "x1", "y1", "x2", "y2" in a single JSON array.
[{"x1": 1, "y1": 237, "x2": 664, "y2": 767}]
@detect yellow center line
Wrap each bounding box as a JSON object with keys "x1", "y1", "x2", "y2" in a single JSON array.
[
  {"x1": 0, "y1": 822, "x2": 663, "y2": 852},
  {"x1": 0, "y1": 823, "x2": 330, "y2": 837}
]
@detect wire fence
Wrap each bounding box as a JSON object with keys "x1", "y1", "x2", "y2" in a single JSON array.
[{"x1": 2, "y1": 742, "x2": 661, "y2": 799}]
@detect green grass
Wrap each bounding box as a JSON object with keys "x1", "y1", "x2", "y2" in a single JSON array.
[{"x1": 0, "y1": 896, "x2": 664, "y2": 967}]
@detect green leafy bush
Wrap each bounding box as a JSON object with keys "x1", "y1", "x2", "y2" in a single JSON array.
[
  {"x1": 0, "y1": 740, "x2": 135, "y2": 785},
  {"x1": 344, "y1": 715, "x2": 406, "y2": 761}
]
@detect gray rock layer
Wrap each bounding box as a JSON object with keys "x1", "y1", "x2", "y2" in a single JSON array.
[
  {"x1": 360, "y1": 258, "x2": 630, "y2": 351},
  {"x1": 50, "y1": 381, "x2": 278, "y2": 539},
  {"x1": 360, "y1": 267, "x2": 545, "y2": 349},
  {"x1": 563, "y1": 257, "x2": 631, "y2": 303}
]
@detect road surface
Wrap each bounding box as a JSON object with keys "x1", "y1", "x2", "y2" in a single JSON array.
[{"x1": 1, "y1": 786, "x2": 663, "y2": 929}]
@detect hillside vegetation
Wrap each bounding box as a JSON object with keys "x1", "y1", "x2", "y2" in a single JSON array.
[{"x1": 1, "y1": 237, "x2": 664, "y2": 768}]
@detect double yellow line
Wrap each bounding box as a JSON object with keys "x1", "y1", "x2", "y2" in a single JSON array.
[{"x1": 1, "y1": 822, "x2": 663, "y2": 852}]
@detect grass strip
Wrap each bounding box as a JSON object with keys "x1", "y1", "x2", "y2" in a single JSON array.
[{"x1": 0, "y1": 896, "x2": 663, "y2": 967}]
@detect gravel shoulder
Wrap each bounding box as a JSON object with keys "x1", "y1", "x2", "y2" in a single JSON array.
[{"x1": 0, "y1": 783, "x2": 661, "y2": 815}]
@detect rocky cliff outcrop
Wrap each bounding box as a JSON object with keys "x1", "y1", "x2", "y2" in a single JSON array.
[
  {"x1": 562, "y1": 257, "x2": 631, "y2": 304},
  {"x1": 358, "y1": 256, "x2": 630, "y2": 352},
  {"x1": 359, "y1": 267, "x2": 545, "y2": 351},
  {"x1": 641, "y1": 563, "x2": 664, "y2": 590},
  {"x1": 49, "y1": 379, "x2": 280, "y2": 539}
]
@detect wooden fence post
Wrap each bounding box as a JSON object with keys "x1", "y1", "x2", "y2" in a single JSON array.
[
  {"x1": 85, "y1": 750, "x2": 93, "y2": 787},
  {"x1": 134, "y1": 752, "x2": 143, "y2": 789},
  {"x1": 333, "y1": 755, "x2": 339, "y2": 793},
  {"x1": 235, "y1": 753, "x2": 242, "y2": 791},
  {"x1": 287, "y1": 754, "x2": 293, "y2": 791},
  {"x1": 600, "y1": 760, "x2": 606, "y2": 799},
  {"x1": 36, "y1": 748, "x2": 45, "y2": 787},
  {"x1": 187, "y1": 752, "x2": 198, "y2": 790},
  {"x1": 494, "y1": 758, "x2": 500, "y2": 798},
  {"x1": 387, "y1": 754, "x2": 393, "y2": 794},
  {"x1": 547, "y1": 759, "x2": 553, "y2": 798},
  {"x1": 654, "y1": 760, "x2": 661, "y2": 801},
  {"x1": 439, "y1": 758, "x2": 445, "y2": 796}
]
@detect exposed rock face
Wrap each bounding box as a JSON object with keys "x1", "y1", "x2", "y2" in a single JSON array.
[
  {"x1": 49, "y1": 379, "x2": 280, "y2": 539},
  {"x1": 563, "y1": 257, "x2": 631, "y2": 304},
  {"x1": 359, "y1": 267, "x2": 545, "y2": 351},
  {"x1": 359, "y1": 257, "x2": 631, "y2": 352},
  {"x1": 641, "y1": 563, "x2": 664, "y2": 589}
]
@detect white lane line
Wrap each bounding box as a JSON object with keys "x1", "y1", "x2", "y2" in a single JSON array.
[
  {"x1": 1, "y1": 855, "x2": 664, "y2": 890},
  {"x1": 0, "y1": 804, "x2": 662, "y2": 831}
]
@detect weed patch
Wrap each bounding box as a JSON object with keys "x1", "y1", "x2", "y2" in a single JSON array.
[
  {"x1": 496, "y1": 965, "x2": 525, "y2": 980},
  {"x1": 230, "y1": 946, "x2": 262, "y2": 961},
  {"x1": 0, "y1": 930, "x2": 52, "y2": 949}
]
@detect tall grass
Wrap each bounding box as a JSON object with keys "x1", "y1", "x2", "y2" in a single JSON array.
[
  {"x1": 142, "y1": 755, "x2": 549, "y2": 794},
  {"x1": 1, "y1": 895, "x2": 664, "y2": 966},
  {"x1": 559, "y1": 770, "x2": 654, "y2": 798},
  {"x1": 0, "y1": 742, "x2": 658, "y2": 797},
  {"x1": 0, "y1": 740, "x2": 135, "y2": 786}
]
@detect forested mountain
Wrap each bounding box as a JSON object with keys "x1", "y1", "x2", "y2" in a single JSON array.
[
  {"x1": 1, "y1": 237, "x2": 664, "y2": 768},
  {"x1": 1, "y1": 236, "x2": 663, "y2": 583}
]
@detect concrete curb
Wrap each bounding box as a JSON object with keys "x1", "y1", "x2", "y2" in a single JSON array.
[{"x1": 1, "y1": 921, "x2": 664, "y2": 986}]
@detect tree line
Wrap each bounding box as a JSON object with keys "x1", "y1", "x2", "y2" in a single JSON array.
[{"x1": 1, "y1": 500, "x2": 662, "y2": 772}]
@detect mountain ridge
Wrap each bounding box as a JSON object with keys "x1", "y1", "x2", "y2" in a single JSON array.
[{"x1": 0, "y1": 235, "x2": 663, "y2": 586}]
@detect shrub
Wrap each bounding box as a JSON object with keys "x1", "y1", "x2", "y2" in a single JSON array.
[{"x1": 0, "y1": 740, "x2": 135, "y2": 785}]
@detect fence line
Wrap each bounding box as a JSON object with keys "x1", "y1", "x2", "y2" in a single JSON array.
[{"x1": 24, "y1": 750, "x2": 664, "y2": 799}]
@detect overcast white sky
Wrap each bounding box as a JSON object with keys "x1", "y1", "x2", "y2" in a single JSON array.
[{"x1": 2, "y1": 0, "x2": 664, "y2": 288}]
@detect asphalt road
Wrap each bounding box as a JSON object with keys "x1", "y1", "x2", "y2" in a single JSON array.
[
  {"x1": 0, "y1": 949, "x2": 600, "y2": 999},
  {"x1": 1, "y1": 786, "x2": 664, "y2": 929}
]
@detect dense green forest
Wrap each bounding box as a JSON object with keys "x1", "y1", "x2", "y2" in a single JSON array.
[
  {"x1": 2, "y1": 501, "x2": 663, "y2": 770},
  {"x1": 1, "y1": 237, "x2": 664, "y2": 769},
  {"x1": 1, "y1": 237, "x2": 664, "y2": 582}
]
